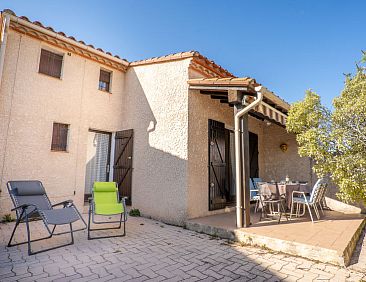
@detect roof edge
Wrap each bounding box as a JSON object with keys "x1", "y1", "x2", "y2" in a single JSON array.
[
  {"x1": 188, "y1": 77, "x2": 290, "y2": 111},
  {"x1": 2, "y1": 9, "x2": 129, "y2": 70},
  {"x1": 131, "y1": 51, "x2": 235, "y2": 78}
]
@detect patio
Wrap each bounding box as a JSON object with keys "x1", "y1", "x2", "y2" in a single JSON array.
[
  {"x1": 0, "y1": 214, "x2": 365, "y2": 281},
  {"x1": 186, "y1": 208, "x2": 366, "y2": 267}
]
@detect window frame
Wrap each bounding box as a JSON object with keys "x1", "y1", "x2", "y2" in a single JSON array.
[
  {"x1": 38, "y1": 47, "x2": 64, "y2": 79},
  {"x1": 51, "y1": 122, "x2": 70, "y2": 152},
  {"x1": 98, "y1": 68, "x2": 112, "y2": 93}
]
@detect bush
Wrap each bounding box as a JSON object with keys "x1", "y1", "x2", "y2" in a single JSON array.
[{"x1": 287, "y1": 53, "x2": 366, "y2": 204}]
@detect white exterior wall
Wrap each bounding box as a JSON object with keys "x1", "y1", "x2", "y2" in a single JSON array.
[
  {"x1": 122, "y1": 60, "x2": 191, "y2": 225},
  {"x1": 260, "y1": 123, "x2": 313, "y2": 185},
  {"x1": 0, "y1": 30, "x2": 125, "y2": 215}
]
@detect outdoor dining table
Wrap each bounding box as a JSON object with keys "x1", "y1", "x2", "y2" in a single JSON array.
[{"x1": 259, "y1": 182, "x2": 312, "y2": 209}]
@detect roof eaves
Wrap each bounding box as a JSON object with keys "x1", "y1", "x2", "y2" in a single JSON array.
[
  {"x1": 188, "y1": 77, "x2": 290, "y2": 111},
  {"x1": 2, "y1": 9, "x2": 129, "y2": 68},
  {"x1": 131, "y1": 50, "x2": 235, "y2": 78}
]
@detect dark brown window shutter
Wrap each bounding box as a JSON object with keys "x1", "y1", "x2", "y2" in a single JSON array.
[
  {"x1": 39, "y1": 49, "x2": 63, "y2": 78},
  {"x1": 99, "y1": 69, "x2": 111, "y2": 92},
  {"x1": 51, "y1": 123, "x2": 69, "y2": 151}
]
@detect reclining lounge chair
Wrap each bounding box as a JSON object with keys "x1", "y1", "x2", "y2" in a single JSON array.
[
  {"x1": 7, "y1": 180, "x2": 87, "y2": 255},
  {"x1": 88, "y1": 182, "x2": 127, "y2": 240}
]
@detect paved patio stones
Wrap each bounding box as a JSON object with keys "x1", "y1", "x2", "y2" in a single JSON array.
[
  {"x1": 0, "y1": 215, "x2": 365, "y2": 281},
  {"x1": 186, "y1": 210, "x2": 366, "y2": 266}
]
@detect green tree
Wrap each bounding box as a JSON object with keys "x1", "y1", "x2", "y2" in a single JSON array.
[{"x1": 286, "y1": 56, "x2": 366, "y2": 204}]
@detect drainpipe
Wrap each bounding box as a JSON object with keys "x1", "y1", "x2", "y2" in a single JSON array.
[
  {"x1": 235, "y1": 86, "x2": 263, "y2": 228},
  {"x1": 0, "y1": 12, "x2": 10, "y2": 88}
]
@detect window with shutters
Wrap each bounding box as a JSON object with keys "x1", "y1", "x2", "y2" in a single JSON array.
[
  {"x1": 51, "y1": 123, "x2": 69, "y2": 152},
  {"x1": 98, "y1": 69, "x2": 112, "y2": 92},
  {"x1": 38, "y1": 49, "x2": 63, "y2": 78}
]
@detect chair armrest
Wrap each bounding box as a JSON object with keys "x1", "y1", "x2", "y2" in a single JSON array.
[
  {"x1": 52, "y1": 200, "x2": 73, "y2": 208},
  {"x1": 292, "y1": 191, "x2": 308, "y2": 203},
  {"x1": 292, "y1": 191, "x2": 306, "y2": 199},
  {"x1": 11, "y1": 203, "x2": 35, "y2": 211}
]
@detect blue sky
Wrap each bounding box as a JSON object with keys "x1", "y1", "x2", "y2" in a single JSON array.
[{"x1": 2, "y1": 0, "x2": 365, "y2": 107}]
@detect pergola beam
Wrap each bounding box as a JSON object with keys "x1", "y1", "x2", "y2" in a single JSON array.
[{"x1": 210, "y1": 95, "x2": 228, "y2": 100}]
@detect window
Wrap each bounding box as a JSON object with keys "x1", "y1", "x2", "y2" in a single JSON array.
[
  {"x1": 39, "y1": 49, "x2": 63, "y2": 78},
  {"x1": 51, "y1": 123, "x2": 69, "y2": 151},
  {"x1": 99, "y1": 69, "x2": 111, "y2": 92}
]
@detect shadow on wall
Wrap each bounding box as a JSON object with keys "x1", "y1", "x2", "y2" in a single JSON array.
[{"x1": 122, "y1": 68, "x2": 188, "y2": 226}]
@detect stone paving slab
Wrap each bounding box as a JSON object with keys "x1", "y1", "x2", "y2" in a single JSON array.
[
  {"x1": 186, "y1": 210, "x2": 366, "y2": 266},
  {"x1": 0, "y1": 215, "x2": 365, "y2": 281}
]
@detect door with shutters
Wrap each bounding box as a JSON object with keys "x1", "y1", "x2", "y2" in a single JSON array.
[
  {"x1": 249, "y1": 132, "x2": 259, "y2": 178},
  {"x1": 113, "y1": 129, "x2": 133, "y2": 205},
  {"x1": 208, "y1": 120, "x2": 234, "y2": 210},
  {"x1": 208, "y1": 120, "x2": 259, "y2": 210}
]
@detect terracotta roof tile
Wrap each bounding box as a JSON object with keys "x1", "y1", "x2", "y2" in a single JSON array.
[
  {"x1": 188, "y1": 77, "x2": 259, "y2": 88},
  {"x1": 3, "y1": 9, "x2": 128, "y2": 63},
  {"x1": 131, "y1": 50, "x2": 234, "y2": 78}
]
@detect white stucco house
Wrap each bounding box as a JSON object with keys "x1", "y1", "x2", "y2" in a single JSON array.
[{"x1": 0, "y1": 9, "x2": 314, "y2": 225}]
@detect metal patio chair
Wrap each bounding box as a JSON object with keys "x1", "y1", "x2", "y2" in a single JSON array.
[
  {"x1": 317, "y1": 181, "x2": 328, "y2": 214},
  {"x1": 258, "y1": 182, "x2": 288, "y2": 223},
  {"x1": 250, "y1": 178, "x2": 262, "y2": 212},
  {"x1": 7, "y1": 180, "x2": 87, "y2": 255},
  {"x1": 87, "y1": 182, "x2": 127, "y2": 240},
  {"x1": 290, "y1": 178, "x2": 327, "y2": 222}
]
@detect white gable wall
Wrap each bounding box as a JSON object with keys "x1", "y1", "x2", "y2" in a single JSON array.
[{"x1": 122, "y1": 59, "x2": 191, "y2": 225}]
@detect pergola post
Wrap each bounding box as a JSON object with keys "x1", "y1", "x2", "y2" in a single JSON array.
[
  {"x1": 234, "y1": 90, "x2": 250, "y2": 228},
  {"x1": 234, "y1": 101, "x2": 251, "y2": 228},
  {"x1": 240, "y1": 114, "x2": 251, "y2": 227},
  {"x1": 234, "y1": 105, "x2": 244, "y2": 228}
]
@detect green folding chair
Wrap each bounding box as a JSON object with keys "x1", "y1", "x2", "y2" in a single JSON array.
[{"x1": 87, "y1": 182, "x2": 127, "y2": 240}]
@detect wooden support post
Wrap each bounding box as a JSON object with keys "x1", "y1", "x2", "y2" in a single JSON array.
[
  {"x1": 240, "y1": 114, "x2": 251, "y2": 227},
  {"x1": 234, "y1": 105, "x2": 244, "y2": 228},
  {"x1": 234, "y1": 93, "x2": 252, "y2": 228}
]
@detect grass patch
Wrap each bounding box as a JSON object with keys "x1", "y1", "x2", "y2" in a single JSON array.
[
  {"x1": 1, "y1": 214, "x2": 14, "y2": 223},
  {"x1": 129, "y1": 208, "x2": 141, "y2": 217}
]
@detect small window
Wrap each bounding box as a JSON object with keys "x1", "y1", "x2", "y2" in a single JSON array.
[
  {"x1": 39, "y1": 49, "x2": 63, "y2": 78},
  {"x1": 51, "y1": 123, "x2": 69, "y2": 151},
  {"x1": 99, "y1": 69, "x2": 111, "y2": 92}
]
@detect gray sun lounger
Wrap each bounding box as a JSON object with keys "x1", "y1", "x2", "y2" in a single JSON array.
[{"x1": 7, "y1": 180, "x2": 87, "y2": 255}]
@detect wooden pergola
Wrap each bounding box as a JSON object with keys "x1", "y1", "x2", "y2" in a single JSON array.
[{"x1": 188, "y1": 77, "x2": 289, "y2": 228}]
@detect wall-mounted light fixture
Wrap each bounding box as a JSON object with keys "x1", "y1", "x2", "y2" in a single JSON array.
[{"x1": 280, "y1": 143, "x2": 288, "y2": 152}]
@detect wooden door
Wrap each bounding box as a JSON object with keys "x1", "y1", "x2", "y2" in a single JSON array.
[
  {"x1": 113, "y1": 129, "x2": 133, "y2": 205},
  {"x1": 208, "y1": 120, "x2": 234, "y2": 210},
  {"x1": 249, "y1": 132, "x2": 259, "y2": 178}
]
